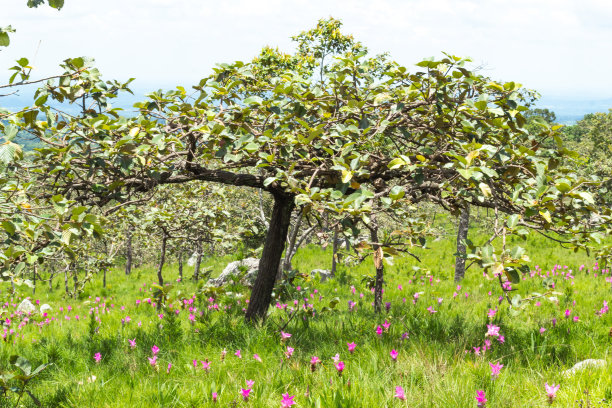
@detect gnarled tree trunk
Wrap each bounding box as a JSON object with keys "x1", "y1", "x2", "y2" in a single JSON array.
[
  {"x1": 246, "y1": 193, "x2": 295, "y2": 322},
  {"x1": 454, "y1": 205, "x2": 470, "y2": 282}
]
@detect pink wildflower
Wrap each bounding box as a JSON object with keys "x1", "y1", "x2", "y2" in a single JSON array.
[
  {"x1": 310, "y1": 356, "x2": 321, "y2": 371},
  {"x1": 151, "y1": 345, "x2": 160, "y2": 355},
  {"x1": 281, "y1": 393, "x2": 296, "y2": 408},
  {"x1": 486, "y1": 324, "x2": 500, "y2": 337},
  {"x1": 94, "y1": 352, "x2": 101, "y2": 363},
  {"x1": 476, "y1": 390, "x2": 487, "y2": 407},
  {"x1": 394, "y1": 386, "x2": 406, "y2": 400},
  {"x1": 285, "y1": 346, "x2": 294, "y2": 359},
  {"x1": 253, "y1": 354, "x2": 262, "y2": 362},
  {"x1": 235, "y1": 349, "x2": 242, "y2": 359},
  {"x1": 390, "y1": 349, "x2": 398, "y2": 361},
  {"x1": 545, "y1": 383, "x2": 560, "y2": 403},
  {"x1": 376, "y1": 326, "x2": 383, "y2": 337},
  {"x1": 128, "y1": 338, "x2": 136, "y2": 349},
  {"x1": 240, "y1": 388, "x2": 252, "y2": 402},
  {"x1": 347, "y1": 342, "x2": 356, "y2": 354},
  {"x1": 334, "y1": 361, "x2": 345, "y2": 375},
  {"x1": 489, "y1": 362, "x2": 503, "y2": 378}
]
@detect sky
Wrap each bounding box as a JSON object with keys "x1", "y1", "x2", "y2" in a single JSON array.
[{"x1": 2, "y1": 0, "x2": 612, "y2": 107}]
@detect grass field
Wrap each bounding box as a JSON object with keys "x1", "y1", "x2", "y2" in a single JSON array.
[{"x1": 1, "y1": 232, "x2": 611, "y2": 407}]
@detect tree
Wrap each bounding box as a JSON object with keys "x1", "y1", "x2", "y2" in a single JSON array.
[{"x1": 14, "y1": 19, "x2": 604, "y2": 321}]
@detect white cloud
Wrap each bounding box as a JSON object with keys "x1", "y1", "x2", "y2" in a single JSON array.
[{"x1": 1, "y1": 0, "x2": 611, "y2": 99}]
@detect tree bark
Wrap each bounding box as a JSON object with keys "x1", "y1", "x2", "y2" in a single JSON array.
[
  {"x1": 178, "y1": 250, "x2": 183, "y2": 281},
  {"x1": 246, "y1": 193, "x2": 295, "y2": 322},
  {"x1": 369, "y1": 214, "x2": 384, "y2": 313},
  {"x1": 125, "y1": 228, "x2": 133, "y2": 275},
  {"x1": 331, "y1": 226, "x2": 339, "y2": 276},
  {"x1": 32, "y1": 266, "x2": 37, "y2": 295},
  {"x1": 193, "y1": 238, "x2": 202, "y2": 281},
  {"x1": 102, "y1": 268, "x2": 107, "y2": 289},
  {"x1": 278, "y1": 209, "x2": 302, "y2": 281},
  {"x1": 64, "y1": 268, "x2": 69, "y2": 296},
  {"x1": 454, "y1": 205, "x2": 470, "y2": 282},
  {"x1": 157, "y1": 234, "x2": 168, "y2": 286},
  {"x1": 73, "y1": 268, "x2": 78, "y2": 299}
]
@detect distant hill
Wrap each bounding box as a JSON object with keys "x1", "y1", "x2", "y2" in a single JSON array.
[{"x1": 535, "y1": 97, "x2": 612, "y2": 125}]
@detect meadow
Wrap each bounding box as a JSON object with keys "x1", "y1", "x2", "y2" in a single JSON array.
[{"x1": 1, "y1": 233, "x2": 611, "y2": 408}]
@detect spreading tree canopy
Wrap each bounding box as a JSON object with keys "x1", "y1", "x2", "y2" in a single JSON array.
[{"x1": 5, "y1": 18, "x2": 604, "y2": 320}]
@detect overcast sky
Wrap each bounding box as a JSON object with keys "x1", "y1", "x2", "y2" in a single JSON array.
[{"x1": 2, "y1": 0, "x2": 612, "y2": 100}]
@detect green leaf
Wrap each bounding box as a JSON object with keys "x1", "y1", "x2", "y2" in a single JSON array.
[
  {"x1": 387, "y1": 157, "x2": 405, "y2": 169},
  {"x1": 0, "y1": 32, "x2": 10, "y2": 47},
  {"x1": 389, "y1": 185, "x2": 404, "y2": 200},
  {"x1": 2, "y1": 221, "x2": 16, "y2": 235},
  {"x1": 10, "y1": 356, "x2": 32, "y2": 376},
  {"x1": 243, "y1": 96, "x2": 263, "y2": 106},
  {"x1": 507, "y1": 214, "x2": 519, "y2": 229},
  {"x1": 48, "y1": 0, "x2": 65, "y2": 9},
  {"x1": 505, "y1": 267, "x2": 521, "y2": 284}
]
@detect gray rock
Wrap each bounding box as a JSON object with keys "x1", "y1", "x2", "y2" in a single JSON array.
[
  {"x1": 562, "y1": 359, "x2": 607, "y2": 377},
  {"x1": 16, "y1": 299, "x2": 36, "y2": 315},
  {"x1": 40, "y1": 304, "x2": 52, "y2": 314},
  {"x1": 208, "y1": 258, "x2": 260, "y2": 287},
  {"x1": 311, "y1": 269, "x2": 334, "y2": 282}
]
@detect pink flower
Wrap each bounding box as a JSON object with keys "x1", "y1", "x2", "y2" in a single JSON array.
[
  {"x1": 486, "y1": 324, "x2": 500, "y2": 337},
  {"x1": 280, "y1": 331, "x2": 292, "y2": 341},
  {"x1": 540, "y1": 327, "x2": 546, "y2": 334},
  {"x1": 285, "y1": 346, "x2": 294, "y2": 359},
  {"x1": 128, "y1": 338, "x2": 136, "y2": 349},
  {"x1": 347, "y1": 342, "x2": 356, "y2": 353},
  {"x1": 564, "y1": 309, "x2": 571, "y2": 318},
  {"x1": 475, "y1": 390, "x2": 487, "y2": 407},
  {"x1": 489, "y1": 362, "x2": 503, "y2": 379},
  {"x1": 94, "y1": 352, "x2": 102, "y2": 363},
  {"x1": 545, "y1": 383, "x2": 560, "y2": 403},
  {"x1": 281, "y1": 393, "x2": 296, "y2": 408},
  {"x1": 235, "y1": 349, "x2": 242, "y2": 359},
  {"x1": 427, "y1": 306, "x2": 437, "y2": 314},
  {"x1": 246, "y1": 380, "x2": 255, "y2": 388},
  {"x1": 382, "y1": 320, "x2": 391, "y2": 330},
  {"x1": 394, "y1": 386, "x2": 406, "y2": 400},
  {"x1": 331, "y1": 353, "x2": 340, "y2": 362},
  {"x1": 390, "y1": 349, "x2": 398, "y2": 361},
  {"x1": 221, "y1": 349, "x2": 227, "y2": 360},
  {"x1": 497, "y1": 335, "x2": 505, "y2": 344},
  {"x1": 310, "y1": 356, "x2": 321, "y2": 371},
  {"x1": 334, "y1": 361, "x2": 345, "y2": 375},
  {"x1": 253, "y1": 354, "x2": 262, "y2": 362},
  {"x1": 166, "y1": 362, "x2": 172, "y2": 373},
  {"x1": 376, "y1": 326, "x2": 383, "y2": 337},
  {"x1": 212, "y1": 392, "x2": 218, "y2": 403},
  {"x1": 201, "y1": 360, "x2": 211, "y2": 372},
  {"x1": 573, "y1": 315, "x2": 579, "y2": 322},
  {"x1": 151, "y1": 345, "x2": 160, "y2": 355},
  {"x1": 240, "y1": 388, "x2": 252, "y2": 402},
  {"x1": 487, "y1": 309, "x2": 497, "y2": 318},
  {"x1": 192, "y1": 359, "x2": 198, "y2": 368},
  {"x1": 148, "y1": 355, "x2": 157, "y2": 367}
]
